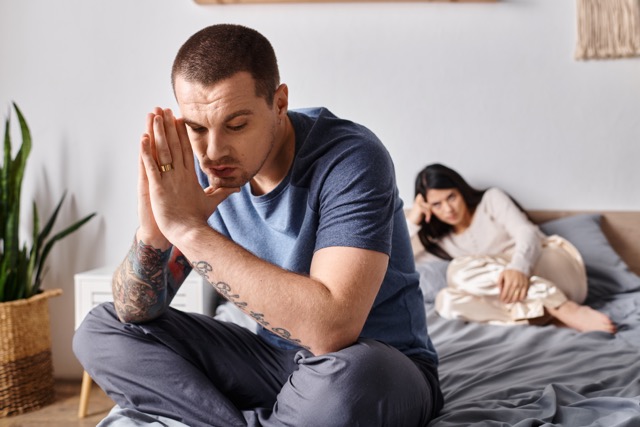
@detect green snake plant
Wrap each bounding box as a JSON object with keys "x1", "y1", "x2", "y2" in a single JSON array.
[{"x1": 0, "y1": 102, "x2": 96, "y2": 302}]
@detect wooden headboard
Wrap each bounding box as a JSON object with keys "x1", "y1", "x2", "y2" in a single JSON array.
[{"x1": 529, "y1": 211, "x2": 640, "y2": 276}]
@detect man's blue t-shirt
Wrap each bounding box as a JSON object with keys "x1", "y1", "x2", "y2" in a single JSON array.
[{"x1": 196, "y1": 107, "x2": 438, "y2": 366}]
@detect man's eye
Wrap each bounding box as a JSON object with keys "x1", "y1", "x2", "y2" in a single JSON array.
[
  {"x1": 189, "y1": 126, "x2": 207, "y2": 134},
  {"x1": 228, "y1": 123, "x2": 247, "y2": 132}
]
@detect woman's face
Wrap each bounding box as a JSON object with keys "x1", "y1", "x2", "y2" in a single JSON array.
[{"x1": 425, "y1": 188, "x2": 471, "y2": 229}]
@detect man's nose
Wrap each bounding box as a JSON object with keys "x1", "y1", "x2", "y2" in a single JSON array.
[{"x1": 205, "y1": 132, "x2": 228, "y2": 160}]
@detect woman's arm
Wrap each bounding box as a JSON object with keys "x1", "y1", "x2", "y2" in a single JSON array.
[
  {"x1": 483, "y1": 188, "x2": 544, "y2": 303},
  {"x1": 405, "y1": 200, "x2": 440, "y2": 262},
  {"x1": 484, "y1": 188, "x2": 543, "y2": 275}
]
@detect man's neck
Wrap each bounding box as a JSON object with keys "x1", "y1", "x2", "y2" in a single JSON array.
[{"x1": 250, "y1": 116, "x2": 296, "y2": 196}]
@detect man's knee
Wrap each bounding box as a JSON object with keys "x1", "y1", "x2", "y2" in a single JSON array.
[
  {"x1": 279, "y1": 340, "x2": 430, "y2": 426},
  {"x1": 72, "y1": 303, "x2": 119, "y2": 367}
]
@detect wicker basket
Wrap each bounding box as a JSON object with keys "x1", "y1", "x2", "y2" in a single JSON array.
[{"x1": 0, "y1": 288, "x2": 62, "y2": 418}]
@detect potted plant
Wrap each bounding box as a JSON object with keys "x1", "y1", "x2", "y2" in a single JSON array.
[{"x1": 0, "y1": 102, "x2": 96, "y2": 418}]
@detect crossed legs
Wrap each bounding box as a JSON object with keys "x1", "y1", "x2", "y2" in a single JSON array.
[{"x1": 73, "y1": 303, "x2": 439, "y2": 427}]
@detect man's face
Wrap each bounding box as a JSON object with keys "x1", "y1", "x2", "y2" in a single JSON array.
[{"x1": 175, "y1": 72, "x2": 279, "y2": 190}]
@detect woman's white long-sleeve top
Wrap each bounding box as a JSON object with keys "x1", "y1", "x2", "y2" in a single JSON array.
[{"x1": 408, "y1": 188, "x2": 545, "y2": 276}]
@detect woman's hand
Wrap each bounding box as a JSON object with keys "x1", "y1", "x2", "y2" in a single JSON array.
[
  {"x1": 408, "y1": 193, "x2": 432, "y2": 225},
  {"x1": 498, "y1": 269, "x2": 530, "y2": 303}
]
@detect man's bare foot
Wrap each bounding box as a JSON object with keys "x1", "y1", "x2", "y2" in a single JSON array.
[{"x1": 547, "y1": 301, "x2": 617, "y2": 333}]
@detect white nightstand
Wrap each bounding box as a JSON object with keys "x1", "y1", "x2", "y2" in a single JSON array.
[
  {"x1": 74, "y1": 266, "x2": 216, "y2": 329},
  {"x1": 73, "y1": 266, "x2": 216, "y2": 418}
]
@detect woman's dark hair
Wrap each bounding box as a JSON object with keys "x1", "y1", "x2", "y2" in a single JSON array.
[{"x1": 414, "y1": 163, "x2": 486, "y2": 260}]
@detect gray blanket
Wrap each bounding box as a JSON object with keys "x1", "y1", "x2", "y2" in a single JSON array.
[
  {"x1": 427, "y1": 291, "x2": 640, "y2": 427},
  {"x1": 97, "y1": 291, "x2": 640, "y2": 427}
]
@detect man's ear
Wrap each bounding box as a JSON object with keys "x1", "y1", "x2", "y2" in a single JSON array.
[{"x1": 274, "y1": 83, "x2": 289, "y2": 117}]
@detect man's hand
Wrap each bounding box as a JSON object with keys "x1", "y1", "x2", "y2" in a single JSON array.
[
  {"x1": 136, "y1": 109, "x2": 169, "y2": 248},
  {"x1": 138, "y1": 108, "x2": 239, "y2": 245},
  {"x1": 498, "y1": 269, "x2": 530, "y2": 303}
]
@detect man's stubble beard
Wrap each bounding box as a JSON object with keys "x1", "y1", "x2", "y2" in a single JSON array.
[{"x1": 206, "y1": 124, "x2": 278, "y2": 190}]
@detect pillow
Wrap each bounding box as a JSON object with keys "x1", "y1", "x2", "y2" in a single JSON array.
[
  {"x1": 415, "y1": 259, "x2": 450, "y2": 304},
  {"x1": 539, "y1": 213, "x2": 640, "y2": 301}
]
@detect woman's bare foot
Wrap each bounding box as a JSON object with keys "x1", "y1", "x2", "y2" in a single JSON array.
[{"x1": 547, "y1": 301, "x2": 617, "y2": 333}]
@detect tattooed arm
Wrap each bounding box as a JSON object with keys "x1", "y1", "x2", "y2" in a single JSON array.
[
  {"x1": 112, "y1": 234, "x2": 192, "y2": 323},
  {"x1": 137, "y1": 108, "x2": 387, "y2": 355},
  {"x1": 183, "y1": 226, "x2": 388, "y2": 356}
]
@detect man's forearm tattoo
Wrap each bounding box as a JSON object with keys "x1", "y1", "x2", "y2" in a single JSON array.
[
  {"x1": 191, "y1": 260, "x2": 309, "y2": 349},
  {"x1": 170, "y1": 253, "x2": 192, "y2": 287},
  {"x1": 113, "y1": 239, "x2": 173, "y2": 322},
  {"x1": 131, "y1": 240, "x2": 171, "y2": 287}
]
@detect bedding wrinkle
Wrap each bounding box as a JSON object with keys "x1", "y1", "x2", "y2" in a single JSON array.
[{"x1": 426, "y1": 301, "x2": 640, "y2": 427}]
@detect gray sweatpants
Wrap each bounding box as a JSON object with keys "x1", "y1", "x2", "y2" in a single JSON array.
[{"x1": 73, "y1": 303, "x2": 440, "y2": 427}]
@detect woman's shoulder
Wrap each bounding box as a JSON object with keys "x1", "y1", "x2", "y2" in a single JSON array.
[
  {"x1": 479, "y1": 187, "x2": 517, "y2": 209},
  {"x1": 483, "y1": 187, "x2": 510, "y2": 200}
]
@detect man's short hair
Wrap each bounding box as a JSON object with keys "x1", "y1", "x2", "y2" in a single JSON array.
[{"x1": 171, "y1": 24, "x2": 280, "y2": 104}]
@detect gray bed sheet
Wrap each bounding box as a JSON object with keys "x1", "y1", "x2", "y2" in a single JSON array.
[
  {"x1": 426, "y1": 291, "x2": 640, "y2": 427},
  {"x1": 96, "y1": 293, "x2": 640, "y2": 427}
]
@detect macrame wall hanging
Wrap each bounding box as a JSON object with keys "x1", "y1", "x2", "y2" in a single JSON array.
[{"x1": 575, "y1": 0, "x2": 640, "y2": 59}]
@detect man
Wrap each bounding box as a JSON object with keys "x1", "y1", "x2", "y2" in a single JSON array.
[{"x1": 74, "y1": 23, "x2": 442, "y2": 427}]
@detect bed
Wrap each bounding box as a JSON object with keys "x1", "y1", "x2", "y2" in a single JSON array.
[
  {"x1": 418, "y1": 211, "x2": 640, "y2": 427},
  {"x1": 98, "y1": 212, "x2": 640, "y2": 427}
]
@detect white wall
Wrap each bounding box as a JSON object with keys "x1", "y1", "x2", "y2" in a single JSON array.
[{"x1": 1, "y1": 0, "x2": 638, "y2": 378}]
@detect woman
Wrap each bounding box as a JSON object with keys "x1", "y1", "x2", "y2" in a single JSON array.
[{"x1": 408, "y1": 163, "x2": 616, "y2": 333}]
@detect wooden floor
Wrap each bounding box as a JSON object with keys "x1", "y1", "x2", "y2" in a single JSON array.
[{"x1": 0, "y1": 379, "x2": 114, "y2": 427}]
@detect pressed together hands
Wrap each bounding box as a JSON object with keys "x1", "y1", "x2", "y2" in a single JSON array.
[
  {"x1": 408, "y1": 193, "x2": 530, "y2": 304},
  {"x1": 137, "y1": 107, "x2": 239, "y2": 251}
]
